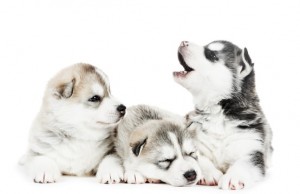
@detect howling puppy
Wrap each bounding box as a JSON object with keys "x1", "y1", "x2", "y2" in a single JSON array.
[
  {"x1": 173, "y1": 41, "x2": 272, "y2": 190},
  {"x1": 19, "y1": 63, "x2": 126, "y2": 184}
]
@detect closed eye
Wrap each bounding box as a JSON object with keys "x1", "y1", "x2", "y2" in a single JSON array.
[
  {"x1": 204, "y1": 48, "x2": 218, "y2": 62},
  {"x1": 186, "y1": 152, "x2": 198, "y2": 160},
  {"x1": 157, "y1": 157, "x2": 176, "y2": 170}
]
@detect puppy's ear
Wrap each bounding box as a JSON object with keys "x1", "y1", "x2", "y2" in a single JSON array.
[
  {"x1": 55, "y1": 78, "x2": 76, "y2": 99},
  {"x1": 239, "y1": 48, "x2": 254, "y2": 78},
  {"x1": 130, "y1": 137, "x2": 147, "y2": 157},
  {"x1": 129, "y1": 128, "x2": 148, "y2": 157}
]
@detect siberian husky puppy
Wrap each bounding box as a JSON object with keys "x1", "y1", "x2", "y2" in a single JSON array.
[
  {"x1": 173, "y1": 41, "x2": 272, "y2": 189},
  {"x1": 20, "y1": 63, "x2": 126, "y2": 184},
  {"x1": 115, "y1": 105, "x2": 202, "y2": 186}
]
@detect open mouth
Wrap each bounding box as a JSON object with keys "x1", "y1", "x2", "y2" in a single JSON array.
[{"x1": 173, "y1": 52, "x2": 194, "y2": 78}]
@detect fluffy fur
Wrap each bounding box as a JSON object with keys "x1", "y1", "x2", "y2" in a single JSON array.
[
  {"x1": 173, "y1": 41, "x2": 272, "y2": 190},
  {"x1": 115, "y1": 105, "x2": 202, "y2": 186},
  {"x1": 19, "y1": 63, "x2": 126, "y2": 183}
]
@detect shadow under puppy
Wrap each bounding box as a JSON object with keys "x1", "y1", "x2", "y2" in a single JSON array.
[
  {"x1": 173, "y1": 41, "x2": 272, "y2": 189},
  {"x1": 19, "y1": 63, "x2": 126, "y2": 183},
  {"x1": 115, "y1": 105, "x2": 202, "y2": 186}
]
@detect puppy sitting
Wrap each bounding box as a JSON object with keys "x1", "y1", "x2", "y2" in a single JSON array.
[
  {"x1": 173, "y1": 41, "x2": 272, "y2": 189},
  {"x1": 19, "y1": 63, "x2": 126, "y2": 184},
  {"x1": 115, "y1": 105, "x2": 201, "y2": 186}
]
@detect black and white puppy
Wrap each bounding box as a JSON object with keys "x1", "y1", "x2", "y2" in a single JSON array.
[
  {"x1": 19, "y1": 63, "x2": 126, "y2": 184},
  {"x1": 173, "y1": 41, "x2": 272, "y2": 190}
]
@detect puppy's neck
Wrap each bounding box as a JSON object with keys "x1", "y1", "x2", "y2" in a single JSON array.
[
  {"x1": 194, "y1": 103, "x2": 222, "y2": 115},
  {"x1": 192, "y1": 94, "x2": 226, "y2": 114}
]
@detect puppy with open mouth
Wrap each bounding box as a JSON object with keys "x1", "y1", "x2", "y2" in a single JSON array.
[
  {"x1": 115, "y1": 105, "x2": 202, "y2": 186},
  {"x1": 19, "y1": 63, "x2": 126, "y2": 184},
  {"x1": 173, "y1": 41, "x2": 272, "y2": 189}
]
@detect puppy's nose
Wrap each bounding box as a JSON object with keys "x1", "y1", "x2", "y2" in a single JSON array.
[
  {"x1": 183, "y1": 170, "x2": 197, "y2": 182},
  {"x1": 180, "y1": 41, "x2": 189, "y2": 47},
  {"x1": 117, "y1": 104, "x2": 126, "y2": 116}
]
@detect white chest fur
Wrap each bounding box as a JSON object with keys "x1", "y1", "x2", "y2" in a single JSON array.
[
  {"x1": 189, "y1": 106, "x2": 263, "y2": 172},
  {"x1": 46, "y1": 138, "x2": 106, "y2": 176}
]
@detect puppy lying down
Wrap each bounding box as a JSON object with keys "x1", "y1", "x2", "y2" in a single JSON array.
[{"x1": 115, "y1": 105, "x2": 202, "y2": 186}]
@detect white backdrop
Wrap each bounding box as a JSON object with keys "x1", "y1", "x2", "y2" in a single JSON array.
[{"x1": 0, "y1": 0, "x2": 300, "y2": 193}]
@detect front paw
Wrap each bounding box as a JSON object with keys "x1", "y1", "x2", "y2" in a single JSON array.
[
  {"x1": 30, "y1": 156, "x2": 61, "y2": 183},
  {"x1": 124, "y1": 171, "x2": 146, "y2": 184},
  {"x1": 96, "y1": 157, "x2": 124, "y2": 184},
  {"x1": 218, "y1": 171, "x2": 252, "y2": 190},
  {"x1": 197, "y1": 168, "x2": 223, "y2": 186}
]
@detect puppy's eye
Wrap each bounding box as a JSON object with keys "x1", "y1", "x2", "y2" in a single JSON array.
[
  {"x1": 205, "y1": 48, "x2": 218, "y2": 62},
  {"x1": 187, "y1": 152, "x2": 198, "y2": 160},
  {"x1": 157, "y1": 157, "x2": 176, "y2": 170},
  {"x1": 88, "y1": 95, "x2": 101, "y2": 102}
]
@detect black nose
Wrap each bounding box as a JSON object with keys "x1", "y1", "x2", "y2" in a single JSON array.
[
  {"x1": 183, "y1": 170, "x2": 197, "y2": 182},
  {"x1": 180, "y1": 41, "x2": 189, "y2": 47},
  {"x1": 117, "y1": 104, "x2": 126, "y2": 116}
]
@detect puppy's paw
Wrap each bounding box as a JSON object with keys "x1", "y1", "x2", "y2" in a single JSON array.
[
  {"x1": 96, "y1": 165, "x2": 123, "y2": 184},
  {"x1": 96, "y1": 155, "x2": 124, "y2": 184},
  {"x1": 218, "y1": 171, "x2": 252, "y2": 190},
  {"x1": 30, "y1": 156, "x2": 60, "y2": 183},
  {"x1": 197, "y1": 168, "x2": 223, "y2": 186},
  {"x1": 124, "y1": 171, "x2": 146, "y2": 184}
]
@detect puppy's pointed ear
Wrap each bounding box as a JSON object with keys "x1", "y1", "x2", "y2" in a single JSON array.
[
  {"x1": 130, "y1": 137, "x2": 147, "y2": 156},
  {"x1": 239, "y1": 48, "x2": 254, "y2": 78},
  {"x1": 55, "y1": 78, "x2": 76, "y2": 99},
  {"x1": 129, "y1": 128, "x2": 148, "y2": 157}
]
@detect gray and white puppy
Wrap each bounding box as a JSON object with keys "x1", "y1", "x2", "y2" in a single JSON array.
[
  {"x1": 19, "y1": 63, "x2": 126, "y2": 184},
  {"x1": 173, "y1": 41, "x2": 272, "y2": 190},
  {"x1": 115, "y1": 105, "x2": 202, "y2": 186}
]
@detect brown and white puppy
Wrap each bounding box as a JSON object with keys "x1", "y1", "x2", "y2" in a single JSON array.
[
  {"x1": 19, "y1": 63, "x2": 126, "y2": 183},
  {"x1": 115, "y1": 105, "x2": 202, "y2": 186}
]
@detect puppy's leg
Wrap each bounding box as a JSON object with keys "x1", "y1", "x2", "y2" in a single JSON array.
[
  {"x1": 197, "y1": 155, "x2": 223, "y2": 186},
  {"x1": 96, "y1": 154, "x2": 124, "y2": 184},
  {"x1": 28, "y1": 155, "x2": 61, "y2": 183},
  {"x1": 123, "y1": 160, "x2": 146, "y2": 184},
  {"x1": 218, "y1": 152, "x2": 265, "y2": 190}
]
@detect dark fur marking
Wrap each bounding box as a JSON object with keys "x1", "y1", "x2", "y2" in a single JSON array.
[
  {"x1": 204, "y1": 47, "x2": 219, "y2": 62},
  {"x1": 237, "y1": 119, "x2": 265, "y2": 138},
  {"x1": 154, "y1": 122, "x2": 186, "y2": 147},
  {"x1": 250, "y1": 151, "x2": 265, "y2": 175},
  {"x1": 82, "y1": 64, "x2": 96, "y2": 73},
  {"x1": 80, "y1": 64, "x2": 110, "y2": 97},
  {"x1": 243, "y1": 48, "x2": 254, "y2": 67},
  {"x1": 104, "y1": 145, "x2": 116, "y2": 156}
]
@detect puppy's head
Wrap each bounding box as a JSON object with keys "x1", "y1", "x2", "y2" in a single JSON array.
[
  {"x1": 129, "y1": 120, "x2": 200, "y2": 186},
  {"x1": 44, "y1": 63, "x2": 126, "y2": 128},
  {"x1": 173, "y1": 41, "x2": 254, "y2": 105}
]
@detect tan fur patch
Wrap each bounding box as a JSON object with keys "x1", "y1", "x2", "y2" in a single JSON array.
[{"x1": 45, "y1": 63, "x2": 110, "y2": 104}]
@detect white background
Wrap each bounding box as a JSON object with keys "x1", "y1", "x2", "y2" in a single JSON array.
[{"x1": 0, "y1": 0, "x2": 300, "y2": 193}]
